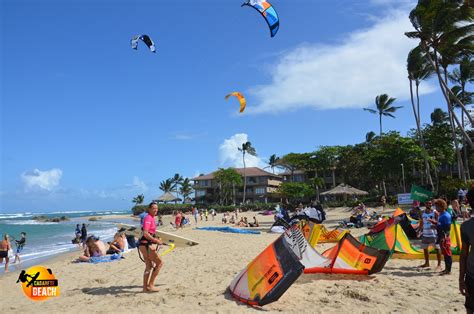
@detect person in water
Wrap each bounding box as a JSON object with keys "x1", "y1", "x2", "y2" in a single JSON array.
[
  {"x1": 14, "y1": 232, "x2": 26, "y2": 264},
  {"x1": 139, "y1": 202, "x2": 164, "y2": 292},
  {"x1": 0, "y1": 234, "x2": 11, "y2": 272},
  {"x1": 81, "y1": 223, "x2": 88, "y2": 247}
]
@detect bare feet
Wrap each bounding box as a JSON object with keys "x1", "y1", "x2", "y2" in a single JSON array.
[
  {"x1": 418, "y1": 264, "x2": 430, "y2": 268},
  {"x1": 435, "y1": 265, "x2": 442, "y2": 271},
  {"x1": 145, "y1": 286, "x2": 160, "y2": 293}
]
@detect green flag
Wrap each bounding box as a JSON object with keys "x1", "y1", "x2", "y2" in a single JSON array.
[{"x1": 410, "y1": 185, "x2": 432, "y2": 202}]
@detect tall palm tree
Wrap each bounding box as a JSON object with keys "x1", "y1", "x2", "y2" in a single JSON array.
[
  {"x1": 450, "y1": 56, "x2": 474, "y2": 180},
  {"x1": 407, "y1": 46, "x2": 434, "y2": 188},
  {"x1": 405, "y1": 0, "x2": 474, "y2": 149},
  {"x1": 363, "y1": 94, "x2": 402, "y2": 135},
  {"x1": 179, "y1": 178, "x2": 193, "y2": 204},
  {"x1": 264, "y1": 154, "x2": 280, "y2": 174},
  {"x1": 238, "y1": 141, "x2": 257, "y2": 204},
  {"x1": 159, "y1": 179, "x2": 174, "y2": 193},
  {"x1": 132, "y1": 194, "x2": 144, "y2": 206}
]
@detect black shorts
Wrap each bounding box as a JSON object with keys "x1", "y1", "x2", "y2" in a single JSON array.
[
  {"x1": 466, "y1": 274, "x2": 474, "y2": 311},
  {"x1": 0, "y1": 251, "x2": 8, "y2": 258}
]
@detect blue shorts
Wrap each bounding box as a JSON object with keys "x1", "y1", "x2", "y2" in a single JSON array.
[{"x1": 16, "y1": 246, "x2": 23, "y2": 254}]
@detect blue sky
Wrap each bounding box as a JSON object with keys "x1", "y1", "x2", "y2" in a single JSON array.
[{"x1": 1, "y1": 0, "x2": 449, "y2": 212}]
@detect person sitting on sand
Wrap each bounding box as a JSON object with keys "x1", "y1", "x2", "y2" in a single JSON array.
[
  {"x1": 229, "y1": 214, "x2": 236, "y2": 225},
  {"x1": 79, "y1": 235, "x2": 107, "y2": 262},
  {"x1": 107, "y1": 232, "x2": 125, "y2": 254},
  {"x1": 222, "y1": 212, "x2": 228, "y2": 224},
  {"x1": 138, "y1": 202, "x2": 164, "y2": 293},
  {"x1": 0, "y1": 234, "x2": 11, "y2": 272},
  {"x1": 248, "y1": 216, "x2": 259, "y2": 227}
]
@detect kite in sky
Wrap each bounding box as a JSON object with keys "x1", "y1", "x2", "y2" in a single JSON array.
[
  {"x1": 225, "y1": 92, "x2": 246, "y2": 113},
  {"x1": 242, "y1": 0, "x2": 280, "y2": 37},
  {"x1": 131, "y1": 35, "x2": 156, "y2": 53}
]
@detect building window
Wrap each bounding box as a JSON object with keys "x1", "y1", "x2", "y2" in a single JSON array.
[
  {"x1": 196, "y1": 190, "x2": 206, "y2": 197},
  {"x1": 201, "y1": 180, "x2": 209, "y2": 187},
  {"x1": 247, "y1": 177, "x2": 257, "y2": 184},
  {"x1": 255, "y1": 187, "x2": 266, "y2": 194}
]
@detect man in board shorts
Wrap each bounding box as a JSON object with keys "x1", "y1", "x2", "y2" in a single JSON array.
[
  {"x1": 460, "y1": 216, "x2": 474, "y2": 313},
  {"x1": 418, "y1": 200, "x2": 441, "y2": 269}
]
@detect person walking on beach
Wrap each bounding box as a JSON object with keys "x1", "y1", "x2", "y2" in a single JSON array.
[
  {"x1": 205, "y1": 209, "x2": 209, "y2": 221},
  {"x1": 14, "y1": 232, "x2": 26, "y2": 264},
  {"x1": 434, "y1": 199, "x2": 452, "y2": 275},
  {"x1": 81, "y1": 223, "x2": 88, "y2": 247},
  {"x1": 0, "y1": 234, "x2": 11, "y2": 272},
  {"x1": 211, "y1": 208, "x2": 216, "y2": 221},
  {"x1": 139, "y1": 202, "x2": 164, "y2": 293},
  {"x1": 418, "y1": 200, "x2": 442, "y2": 269},
  {"x1": 192, "y1": 206, "x2": 198, "y2": 224},
  {"x1": 460, "y1": 215, "x2": 474, "y2": 313}
]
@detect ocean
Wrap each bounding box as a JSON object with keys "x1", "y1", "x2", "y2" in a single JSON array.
[{"x1": 0, "y1": 210, "x2": 137, "y2": 273}]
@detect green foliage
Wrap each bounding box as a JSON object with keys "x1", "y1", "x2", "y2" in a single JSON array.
[
  {"x1": 131, "y1": 202, "x2": 277, "y2": 216},
  {"x1": 132, "y1": 194, "x2": 145, "y2": 205},
  {"x1": 277, "y1": 182, "x2": 314, "y2": 203},
  {"x1": 437, "y1": 177, "x2": 469, "y2": 200},
  {"x1": 214, "y1": 168, "x2": 243, "y2": 205}
]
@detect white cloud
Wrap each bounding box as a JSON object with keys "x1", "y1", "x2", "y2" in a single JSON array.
[
  {"x1": 131, "y1": 176, "x2": 148, "y2": 192},
  {"x1": 21, "y1": 168, "x2": 62, "y2": 191},
  {"x1": 249, "y1": 9, "x2": 434, "y2": 114},
  {"x1": 219, "y1": 133, "x2": 264, "y2": 168}
]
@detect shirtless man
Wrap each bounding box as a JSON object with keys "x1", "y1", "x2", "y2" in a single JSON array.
[{"x1": 0, "y1": 235, "x2": 11, "y2": 272}]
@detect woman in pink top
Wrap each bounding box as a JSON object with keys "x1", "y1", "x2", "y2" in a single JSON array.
[{"x1": 139, "y1": 202, "x2": 164, "y2": 292}]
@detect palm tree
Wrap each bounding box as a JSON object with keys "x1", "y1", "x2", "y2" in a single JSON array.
[
  {"x1": 179, "y1": 178, "x2": 193, "y2": 204},
  {"x1": 407, "y1": 46, "x2": 434, "y2": 188},
  {"x1": 170, "y1": 173, "x2": 183, "y2": 191},
  {"x1": 363, "y1": 94, "x2": 402, "y2": 135},
  {"x1": 405, "y1": 0, "x2": 474, "y2": 149},
  {"x1": 450, "y1": 56, "x2": 474, "y2": 179},
  {"x1": 264, "y1": 154, "x2": 280, "y2": 174},
  {"x1": 159, "y1": 179, "x2": 174, "y2": 193},
  {"x1": 365, "y1": 131, "x2": 376, "y2": 143},
  {"x1": 431, "y1": 108, "x2": 449, "y2": 125},
  {"x1": 238, "y1": 141, "x2": 257, "y2": 204},
  {"x1": 132, "y1": 194, "x2": 144, "y2": 206}
]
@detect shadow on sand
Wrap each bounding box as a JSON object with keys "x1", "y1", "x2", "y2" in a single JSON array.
[
  {"x1": 80, "y1": 284, "x2": 165, "y2": 296},
  {"x1": 222, "y1": 288, "x2": 267, "y2": 311}
]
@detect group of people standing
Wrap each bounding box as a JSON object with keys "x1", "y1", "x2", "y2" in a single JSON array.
[
  {"x1": 0, "y1": 232, "x2": 26, "y2": 272},
  {"x1": 412, "y1": 195, "x2": 473, "y2": 312}
]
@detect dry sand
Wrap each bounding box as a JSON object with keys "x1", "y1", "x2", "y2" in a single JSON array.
[{"x1": 0, "y1": 207, "x2": 466, "y2": 313}]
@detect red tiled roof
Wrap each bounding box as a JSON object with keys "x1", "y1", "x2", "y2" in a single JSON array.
[{"x1": 193, "y1": 167, "x2": 281, "y2": 180}]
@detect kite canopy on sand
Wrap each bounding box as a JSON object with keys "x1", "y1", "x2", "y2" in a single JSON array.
[{"x1": 229, "y1": 226, "x2": 390, "y2": 306}]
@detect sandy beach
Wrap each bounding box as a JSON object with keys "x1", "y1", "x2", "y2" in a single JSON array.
[{"x1": 0, "y1": 207, "x2": 466, "y2": 313}]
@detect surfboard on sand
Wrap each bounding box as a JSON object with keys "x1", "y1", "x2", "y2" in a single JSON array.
[{"x1": 117, "y1": 224, "x2": 199, "y2": 247}]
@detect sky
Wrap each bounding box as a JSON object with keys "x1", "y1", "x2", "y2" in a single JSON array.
[{"x1": 0, "y1": 0, "x2": 453, "y2": 212}]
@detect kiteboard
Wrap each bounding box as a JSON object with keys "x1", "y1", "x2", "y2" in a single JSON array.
[{"x1": 118, "y1": 224, "x2": 199, "y2": 247}]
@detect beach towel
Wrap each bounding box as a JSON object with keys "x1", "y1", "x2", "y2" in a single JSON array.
[
  {"x1": 89, "y1": 253, "x2": 122, "y2": 264},
  {"x1": 196, "y1": 226, "x2": 260, "y2": 235}
]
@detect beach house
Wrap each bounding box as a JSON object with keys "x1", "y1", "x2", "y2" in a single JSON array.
[{"x1": 193, "y1": 167, "x2": 283, "y2": 204}]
